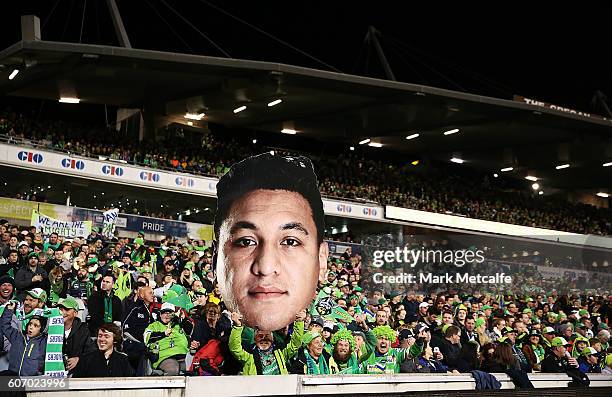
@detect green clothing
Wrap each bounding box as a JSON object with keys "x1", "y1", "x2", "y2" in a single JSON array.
[
  {"x1": 229, "y1": 321, "x2": 304, "y2": 375},
  {"x1": 332, "y1": 329, "x2": 377, "y2": 374},
  {"x1": 144, "y1": 321, "x2": 189, "y2": 369},
  {"x1": 43, "y1": 242, "x2": 60, "y2": 252},
  {"x1": 360, "y1": 342, "x2": 423, "y2": 374}
]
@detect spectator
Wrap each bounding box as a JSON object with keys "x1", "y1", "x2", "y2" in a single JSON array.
[
  {"x1": 0, "y1": 275, "x2": 15, "y2": 305},
  {"x1": 59, "y1": 297, "x2": 96, "y2": 373},
  {"x1": 122, "y1": 286, "x2": 155, "y2": 374},
  {"x1": 229, "y1": 310, "x2": 305, "y2": 375},
  {"x1": 87, "y1": 274, "x2": 123, "y2": 336},
  {"x1": 522, "y1": 330, "x2": 545, "y2": 371},
  {"x1": 290, "y1": 331, "x2": 334, "y2": 374},
  {"x1": 0, "y1": 301, "x2": 46, "y2": 376},
  {"x1": 14, "y1": 252, "x2": 48, "y2": 301},
  {"x1": 577, "y1": 347, "x2": 601, "y2": 374},
  {"x1": 73, "y1": 323, "x2": 134, "y2": 377},
  {"x1": 360, "y1": 325, "x2": 424, "y2": 374},
  {"x1": 144, "y1": 302, "x2": 190, "y2": 375},
  {"x1": 541, "y1": 337, "x2": 579, "y2": 373}
]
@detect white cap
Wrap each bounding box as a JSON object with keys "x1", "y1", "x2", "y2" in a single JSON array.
[
  {"x1": 160, "y1": 302, "x2": 176, "y2": 313},
  {"x1": 18, "y1": 241, "x2": 29, "y2": 247},
  {"x1": 419, "y1": 302, "x2": 430, "y2": 308}
]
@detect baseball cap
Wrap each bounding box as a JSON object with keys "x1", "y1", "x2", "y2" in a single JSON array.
[
  {"x1": 27, "y1": 252, "x2": 39, "y2": 259},
  {"x1": 415, "y1": 323, "x2": 429, "y2": 334},
  {"x1": 134, "y1": 238, "x2": 144, "y2": 246},
  {"x1": 18, "y1": 241, "x2": 29, "y2": 248},
  {"x1": 311, "y1": 316, "x2": 325, "y2": 327},
  {"x1": 399, "y1": 328, "x2": 414, "y2": 340},
  {"x1": 522, "y1": 308, "x2": 532, "y2": 314},
  {"x1": 501, "y1": 326, "x2": 517, "y2": 336},
  {"x1": 160, "y1": 302, "x2": 176, "y2": 313},
  {"x1": 582, "y1": 346, "x2": 597, "y2": 357},
  {"x1": 578, "y1": 309, "x2": 590, "y2": 318},
  {"x1": 550, "y1": 337, "x2": 570, "y2": 347},
  {"x1": 419, "y1": 302, "x2": 430, "y2": 309},
  {"x1": 58, "y1": 297, "x2": 80, "y2": 311},
  {"x1": 481, "y1": 305, "x2": 493, "y2": 311},
  {"x1": 26, "y1": 288, "x2": 47, "y2": 302},
  {"x1": 475, "y1": 318, "x2": 486, "y2": 328}
]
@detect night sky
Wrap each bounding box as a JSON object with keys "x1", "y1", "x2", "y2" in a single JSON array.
[{"x1": 2, "y1": 1, "x2": 611, "y2": 114}]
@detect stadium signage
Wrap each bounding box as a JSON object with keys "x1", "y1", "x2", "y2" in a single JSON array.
[
  {"x1": 101, "y1": 165, "x2": 124, "y2": 176},
  {"x1": 175, "y1": 176, "x2": 195, "y2": 187},
  {"x1": 61, "y1": 158, "x2": 85, "y2": 170},
  {"x1": 514, "y1": 95, "x2": 611, "y2": 122},
  {"x1": 324, "y1": 198, "x2": 384, "y2": 221},
  {"x1": 139, "y1": 171, "x2": 160, "y2": 182},
  {"x1": 17, "y1": 151, "x2": 43, "y2": 163}
]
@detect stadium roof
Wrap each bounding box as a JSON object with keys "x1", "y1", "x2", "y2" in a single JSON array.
[{"x1": 1, "y1": 40, "x2": 611, "y2": 190}]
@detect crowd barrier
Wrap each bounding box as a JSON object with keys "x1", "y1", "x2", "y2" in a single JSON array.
[{"x1": 28, "y1": 374, "x2": 612, "y2": 397}]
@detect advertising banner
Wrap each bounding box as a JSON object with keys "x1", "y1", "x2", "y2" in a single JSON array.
[{"x1": 31, "y1": 209, "x2": 92, "y2": 238}]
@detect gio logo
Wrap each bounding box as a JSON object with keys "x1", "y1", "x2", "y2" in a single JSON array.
[
  {"x1": 140, "y1": 171, "x2": 160, "y2": 182},
  {"x1": 102, "y1": 165, "x2": 124, "y2": 176},
  {"x1": 175, "y1": 177, "x2": 195, "y2": 187},
  {"x1": 18, "y1": 151, "x2": 43, "y2": 163},
  {"x1": 336, "y1": 204, "x2": 352, "y2": 213},
  {"x1": 61, "y1": 158, "x2": 85, "y2": 170},
  {"x1": 363, "y1": 207, "x2": 378, "y2": 216}
]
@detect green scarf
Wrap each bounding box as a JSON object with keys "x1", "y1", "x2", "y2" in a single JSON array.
[
  {"x1": 103, "y1": 295, "x2": 113, "y2": 323},
  {"x1": 13, "y1": 304, "x2": 67, "y2": 377},
  {"x1": 305, "y1": 349, "x2": 330, "y2": 375}
]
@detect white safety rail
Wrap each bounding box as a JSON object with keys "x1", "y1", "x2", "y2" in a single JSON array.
[{"x1": 28, "y1": 374, "x2": 612, "y2": 397}]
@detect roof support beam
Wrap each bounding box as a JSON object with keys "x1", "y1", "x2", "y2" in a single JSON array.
[{"x1": 106, "y1": 0, "x2": 132, "y2": 48}]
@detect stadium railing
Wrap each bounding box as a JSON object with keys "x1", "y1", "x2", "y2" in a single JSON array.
[{"x1": 30, "y1": 373, "x2": 612, "y2": 396}]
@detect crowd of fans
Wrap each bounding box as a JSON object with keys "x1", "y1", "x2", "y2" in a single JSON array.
[
  {"x1": 0, "y1": 222, "x2": 610, "y2": 386},
  {"x1": 1, "y1": 108, "x2": 611, "y2": 236}
]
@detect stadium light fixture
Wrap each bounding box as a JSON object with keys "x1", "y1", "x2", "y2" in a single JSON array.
[
  {"x1": 411, "y1": 160, "x2": 419, "y2": 166},
  {"x1": 596, "y1": 192, "x2": 609, "y2": 198},
  {"x1": 184, "y1": 112, "x2": 205, "y2": 120},
  {"x1": 538, "y1": 191, "x2": 544, "y2": 195},
  {"x1": 252, "y1": 139, "x2": 257, "y2": 144},
  {"x1": 187, "y1": 121, "x2": 193, "y2": 126},
  {"x1": 525, "y1": 176, "x2": 538, "y2": 181},
  {"x1": 443, "y1": 128, "x2": 459, "y2": 136},
  {"x1": 555, "y1": 164, "x2": 570, "y2": 170},
  {"x1": 603, "y1": 161, "x2": 612, "y2": 167},
  {"x1": 450, "y1": 157, "x2": 464, "y2": 164},
  {"x1": 531, "y1": 183, "x2": 539, "y2": 190},
  {"x1": 501, "y1": 167, "x2": 513, "y2": 172},
  {"x1": 233, "y1": 105, "x2": 247, "y2": 113},
  {"x1": 267, "y1": 99, "x2": 283, "y2": 107},
  {"x1": 59, "y1": 97, "x2": 80, "y2": 104},
  {"x1": 368, "y1": 142, "x2": 383, "y2": 147},
  {"x1": 493, "y1": 173, "x2": 499, "y2": 178},
  {"x1": 281, "y1": 128, "x2": 297, "y2": 134},
  {"x1": 8, "y1": 69, "x2": 19, "y2": 80},
  {"x1": 406, "y1": 133, "x2": 420, "y2": 140},
  {"x1": 359, "y1": 138, "x2": 371, "y2": 145},
  {"x1": 349, "y1": 146, "x2": 355, "y2": 151}
]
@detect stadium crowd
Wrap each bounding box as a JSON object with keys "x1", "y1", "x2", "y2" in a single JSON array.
[
  {"x1": 0, "y1": 222, "x2": 610, "y2": 386},
  {"x1": 1, "y1": 108, "x2": 611, "y2": 236}
]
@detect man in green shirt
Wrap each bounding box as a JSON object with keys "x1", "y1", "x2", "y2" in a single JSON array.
[
  {"x1": 229, "y1": 310, "x2": 305, "y2": 375},
  {"x1": 360, "y1": 325, "x2": 424, "y2": 374}
]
